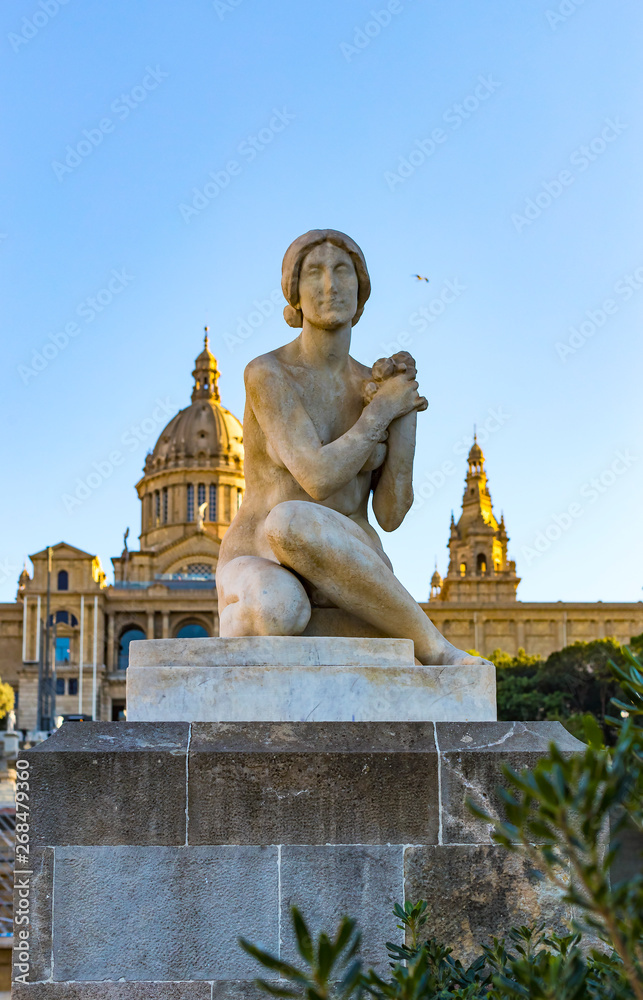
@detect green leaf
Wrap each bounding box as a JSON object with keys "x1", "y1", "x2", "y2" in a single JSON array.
[{"x1": 292, "y1": 907, "x2": 314, "y2": 965}]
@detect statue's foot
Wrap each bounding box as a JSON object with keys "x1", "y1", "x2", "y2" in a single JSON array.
[{"x1": 418, "y1": 640, "x2": 493, "y2": 668}]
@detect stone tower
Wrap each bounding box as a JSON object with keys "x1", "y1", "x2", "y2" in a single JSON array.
[{"x1": 430, "y1": 436, "x2": 519, "y2": 603}]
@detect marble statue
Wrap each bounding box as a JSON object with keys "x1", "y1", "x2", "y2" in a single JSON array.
[
  {"x1": 196, "y1": 501, "x2": 208, "y2": 532},
  {"x1": 217, "y1": 229, "x2": 490, "y2": 667}
]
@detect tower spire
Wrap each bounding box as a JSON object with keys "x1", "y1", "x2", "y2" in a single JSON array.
[
  {"x1": 430, "y1": 441, "x2": 520, "y2": 604},
  {"x1": 192, "y1": 328, "x2": 220, "y2": 402}
]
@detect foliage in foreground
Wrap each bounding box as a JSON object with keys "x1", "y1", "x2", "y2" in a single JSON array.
[
  {"x1": 240, "y1": 901, "x2": 634, "y2": 1000},
  {"x1": 240, "y1": 648, "x2": 643, "y2": 999},
  {"x1": 491, "y1": 636, "x2": 641, "y2": 742}
]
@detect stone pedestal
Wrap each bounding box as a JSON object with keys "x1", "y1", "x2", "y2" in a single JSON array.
[
  {"x1": 16, "y1": 719, "x2": 584, "y2": 998},
  {"x1": 127, "y1": 637, "x2": 497, "y2": 723}
]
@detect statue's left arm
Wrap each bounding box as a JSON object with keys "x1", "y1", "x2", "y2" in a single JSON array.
[
  {"x1": 371, "y1": 410, "x2": 417, "y2": 531},
  {"x1": 370, "y1": 352, "x2": 426, "y2": 532}
]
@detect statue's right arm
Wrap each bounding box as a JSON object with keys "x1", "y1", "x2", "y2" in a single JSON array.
[{"x1": 245, "y1": 358, "x2": 394, "y2": 501}]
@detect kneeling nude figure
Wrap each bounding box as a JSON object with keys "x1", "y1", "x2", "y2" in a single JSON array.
[{"x1": 217, "y1": 229, "x2": 489, "y2": 667}]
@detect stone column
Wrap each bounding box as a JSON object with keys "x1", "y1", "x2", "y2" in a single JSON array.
[
  {"x1": 162, "y1": 612, "x2": 170, "y2": 639},
  {"x1": 147, "y1": 611, "x2": 155, "y2": 641},
  {"x1": 22, "y1": 596, "x2": 28, "y2": 663},
  {"x1": 106, "y1": 613, "x2": 115, "y2": 673}
]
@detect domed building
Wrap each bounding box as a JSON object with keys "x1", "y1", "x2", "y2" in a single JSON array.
[
  {"x1": 10, "y1": 335, "x2": 246, "y2": 727},
  {"x1": 114, "y1": 332, "x2": 244, "y2": 583}
]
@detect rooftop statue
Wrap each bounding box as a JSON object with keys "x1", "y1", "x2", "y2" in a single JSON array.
[{"x1": 217, "y1": 229, "x2": 490, "y2": 667}]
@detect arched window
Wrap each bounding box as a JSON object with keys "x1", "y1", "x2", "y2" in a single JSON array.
[
  {"x1": 209, "y1": 484, "x2": 217, "y2": 521},
  {"x1": 57, "y1": 569, "x2": 68, "y2": 591},
  {"x1": 176, "y1": 622, "x2": 209, "y2": 639},
  {"x1": 477, "y1": 553, "x2": 487, "y2": 575},
  {"x1": 162, "y1": 487, "x2": 169, "y2": 523},
  {"x1": 118, "y1": 627, "x2": 146, "y2": 670},
  {"x1": 198, "y1": 483, "x2": 206, "y2": 507},
  {"x1": 154, "y1": 490, "x2": 161, "y2": 525},
  {"x1": 236, "y1": 488, "x2": 243, "y2": 511},
  {"x1": 187, "y1": 484, "x2": 194, "y2": 521},
  {"x1": 48, "y1": 610, "x2": 78, "y2": 626},
  {"x1": 459, "y1": 562, "x2": 467, "y2": 577},
  {"x1": 184, "y1": 563, "x2": 215, "y2": 579}
]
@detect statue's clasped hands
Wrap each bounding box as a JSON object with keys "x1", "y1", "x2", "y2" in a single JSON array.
[{"x1": 363, "y1": 351, "x2": 429, "y2": 421}]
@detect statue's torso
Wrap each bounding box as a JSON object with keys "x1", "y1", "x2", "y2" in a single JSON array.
[{"x1": 218, "y1": 349, "x2": 385, "y2": 569}]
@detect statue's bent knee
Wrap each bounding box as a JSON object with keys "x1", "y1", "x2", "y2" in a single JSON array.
[{"x1": 218, "y1": 556, "x2": 311, "y2": 637}]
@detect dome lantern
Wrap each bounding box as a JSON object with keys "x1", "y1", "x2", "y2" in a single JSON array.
[{"x1": 191, "y1": 327, "x2": 221, "y2": 403}]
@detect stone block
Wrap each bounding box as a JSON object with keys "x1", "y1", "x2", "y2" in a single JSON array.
[
  {"x1": 127, "y1": 637, "x2": 496, "y2": 723},
  {"x1": 25, "y1": 723, "x2": 189, "y2": 846},
  {"x1": 435, "y1": 722, "x2": 585, "y2": 844},
  {"x1": 52, "y1": 846, "x2": 279, "y2": 982},
  {"x1": 404, "y1": 845, "x2": 572, "y2": 962},
  {"x1": 211, "y1": 984, "x2": 267, "y2": 1000},
  {"x1": 13, "y1": 849, "x2": 53, "y2": 983},
  {"x1": 280, "y1": 846, "x2": 403, "y2": 973},
  {"x1": 188, "y1": 723, "x2": 439, "y2": 845},
  {"x1": 12, "y1": 985, "x2": 212, "y2": 999}
]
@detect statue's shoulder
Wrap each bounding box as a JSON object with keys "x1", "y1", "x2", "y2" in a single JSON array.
[{"x1": 244, "y1": 350, "x2": 285, "y2": 383}]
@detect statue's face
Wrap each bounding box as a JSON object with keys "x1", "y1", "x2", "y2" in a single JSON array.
[{"x1": 298, "y1": 242, "x2": 358, "y2": 329}]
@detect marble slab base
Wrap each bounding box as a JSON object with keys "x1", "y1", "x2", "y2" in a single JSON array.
[{"x1": 127, "y1": 636, "x2": 497, "y2": 722}]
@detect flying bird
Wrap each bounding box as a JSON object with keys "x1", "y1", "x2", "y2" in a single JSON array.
[{"x1": 412, "y1": 274, "x2": 430, "y2": 282}]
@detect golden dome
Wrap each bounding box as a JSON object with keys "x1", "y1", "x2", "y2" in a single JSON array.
[{"x1": 144, "y1": 332, "x2": 243, "y2": 474}]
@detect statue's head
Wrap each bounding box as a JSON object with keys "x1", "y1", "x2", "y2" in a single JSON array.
[{"x1": 281, "y1": 229, "x2": 371, "y2": 329}]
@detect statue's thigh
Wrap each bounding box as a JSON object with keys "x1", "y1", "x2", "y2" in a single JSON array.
[{"x1": 268, "y1": 500, "x2": 391, "y2": 567}]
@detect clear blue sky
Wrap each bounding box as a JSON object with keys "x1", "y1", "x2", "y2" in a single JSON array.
[{"x1": 1, "y1": 0, "x2": 642, "y2": 605}]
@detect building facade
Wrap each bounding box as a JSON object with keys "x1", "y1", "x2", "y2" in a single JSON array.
[
  {"x1": 0, "y1": 335, "x2": 245, "y2": 728},
  {"x1": 422, "y1": 438, "x2": 643, "y2": 657},
  {"x1": 1, "y1": 348, "x2": 641, "y2": 728}
]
